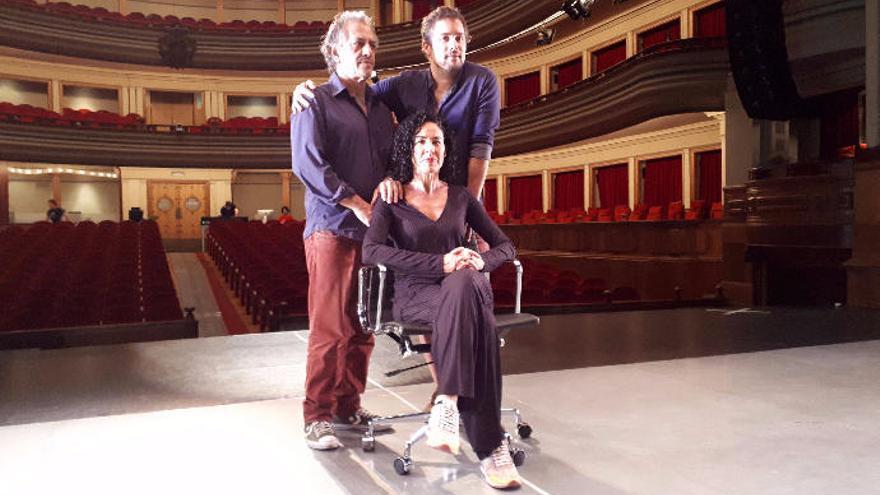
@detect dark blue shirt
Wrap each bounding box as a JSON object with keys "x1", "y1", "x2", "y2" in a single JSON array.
[
  {"x1": 373, "y1": 61, "x2": 500, "y2": 186},
  {"x1": 291, "y1": 73, "x2": 394, "y2": 241}
]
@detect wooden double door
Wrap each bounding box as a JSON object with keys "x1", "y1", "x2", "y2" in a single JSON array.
[{"x1": 148, "y1": 182, "x2": 210, "y2": 240}]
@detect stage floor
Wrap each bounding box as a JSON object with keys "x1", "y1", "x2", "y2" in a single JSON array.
[{"x1": 2, "y1": 308, "x2": 879, "y2": 494}]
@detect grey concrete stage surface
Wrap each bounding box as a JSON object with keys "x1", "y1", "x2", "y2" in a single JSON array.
[{"x1": 1, "y1": 308, "x2": 879, "y2": 494}]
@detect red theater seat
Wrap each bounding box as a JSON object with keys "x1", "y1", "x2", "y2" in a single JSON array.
[
  {"x1": 646, "y1": 205, "x2": 664, "y2": 221},
  {"x1": 685, "y1": 200, "x2": 708, "y2": 220},
  {"x1": 667, "y1": 201, "x2": 684, "y2": 220},
  {"x1": 631, "y1": 203, "x2": 648, "y2": 221}
]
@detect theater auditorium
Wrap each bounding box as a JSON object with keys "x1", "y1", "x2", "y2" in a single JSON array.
[{"x1": 1, "y1": 0, "x2": 879, "y2": 493}]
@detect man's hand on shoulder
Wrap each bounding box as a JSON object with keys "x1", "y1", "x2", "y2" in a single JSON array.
[
  {"x1": 291, "y1": 80, "x2": 317, "y2": 115},
  {"x1": 373, "y1": 178, "x2": 403, "y2": 204}
]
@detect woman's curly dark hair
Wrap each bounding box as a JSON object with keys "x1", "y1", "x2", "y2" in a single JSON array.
[{"x1": 388, "y1": 110, "x2": 463, "y2": 185}]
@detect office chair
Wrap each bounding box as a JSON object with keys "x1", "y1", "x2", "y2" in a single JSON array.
[{"x1": 356, "y1": 260, "x2": 539, "y2": 475}]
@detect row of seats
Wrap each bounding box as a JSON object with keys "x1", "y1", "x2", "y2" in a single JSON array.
[
  {"x1": 491, "y1": 258, "x2": 639, "y2": 307},
  {"x1": 4, "y1": 0, "x2": 332, "y2": 33},
  {"x1": 0, "y1": 220, "x2": 182, "y2": 332},
  {"x1": 206, "y1": 221, "x2": 639, "y2": 324},
  {"x1": 188, "y1": 117, "x2": 289, "y2": 135},
  {"x1": 489, "y1": 201, "x2": 723, "y2": 225},
  {"x1": 0, "y1": 103, "x2": 145, "y2": 129},
  {"x1": 206, "y1": 220, "x2": 308, "y2": 331},
  {"x1": 0, "y1": 102, "x2": 288, "y2": 133}
]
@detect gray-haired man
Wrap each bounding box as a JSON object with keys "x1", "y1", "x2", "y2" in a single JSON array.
[{"x1": 291, "y1": 10, "x2": 393, "y2": 451}]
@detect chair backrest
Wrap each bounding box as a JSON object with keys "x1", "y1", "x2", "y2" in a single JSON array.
[{"x1": 357, "y1": 265, "x2": 395, "y2": 334}]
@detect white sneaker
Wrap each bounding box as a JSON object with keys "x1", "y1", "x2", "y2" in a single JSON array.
[
  {"x1": 425, "y1": 396, "x2": 460, "y2": 455},
  {"x1": 480, "y1": 444, "x2": 522, "y2": 490},
  {"x1": 304, "y1": 420, "x2": 342, "y2": 450}
]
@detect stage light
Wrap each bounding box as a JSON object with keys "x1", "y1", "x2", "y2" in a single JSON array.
[
  {"x1": 562, "y1": 0, "x2": 596, "y2": 20},
  {"x1": 536, "y1": 28, "x2": 556, "y2": 46}
]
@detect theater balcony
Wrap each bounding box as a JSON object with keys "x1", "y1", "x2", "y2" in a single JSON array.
[
  {"x1": 0, "y1": 37, "x2": 730, "y2": 168},
  {"x1": 495, "y1": 37, "x2": 729, "y2": 157},
  {"x1": 0, "y1": 0, "x2": 560, "y2": 70}
]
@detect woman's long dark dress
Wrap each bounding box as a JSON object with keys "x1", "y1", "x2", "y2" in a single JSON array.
[{"x1": 362, "y1": 185, "x2": 515, "y2": 458}]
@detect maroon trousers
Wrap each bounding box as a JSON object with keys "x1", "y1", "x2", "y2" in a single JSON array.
[{"x1": 302, "y1": 231, "x2": 374, "y2": 423}]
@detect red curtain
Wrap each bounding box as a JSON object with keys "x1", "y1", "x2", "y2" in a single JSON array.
[
  {"x1": 553, "y1": 58, "x2": 583, "y2": 91},
  {"x1": 553, "y1": 170, "x2": 584, "y2": 210},
  {"x1": 638, "y1": 20, "x2": 681, "y2": 52},
  {"x1": 819, "y1": 88, "x2": 861, "y2": 159},
  {"x1": 642, "y1": 156, "x2": 682, "y2": 207},
  {"x1": 507, "y1": 175, "x2": 543, "y2": 217},
  {"x1": 411, "y1": 0, "x2": 440, "y2": 21},
  {"x1": 483, "y1": 178, "x2": 497, "y2": 212},
  {"x1": 696, "y1": 150, "x2": 722, "y2": 204},
  {"x1": 592, "y1": 41, "x2": 626, "y2": 73},
  {"x1": 505, "y1": 71, "x2": 541, "y2": 106},
  {"x1": 694, "y1": 2, "x2": 726, "y2": 38},
  {"x1": 595, "y1": 164, "x2": 628, "y2": 208}
]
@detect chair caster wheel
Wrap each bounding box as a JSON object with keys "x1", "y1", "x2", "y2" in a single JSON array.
[
  {"x1": 393, "y1": 457, "x2": 412, "y2": 475},
  {"x1": 511, "y1": 449, "x2": 526, "y2": 467},
  {"x1": 362, "y1": 437, "x2": 375, "y2": 452},
  {"x1": 517, "y1": 422, "x2": 532, "y2": 439}
]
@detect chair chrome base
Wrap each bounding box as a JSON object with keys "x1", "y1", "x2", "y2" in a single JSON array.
[{"x1": 362, "y1": 407, "x2": 532, "y2": 475}]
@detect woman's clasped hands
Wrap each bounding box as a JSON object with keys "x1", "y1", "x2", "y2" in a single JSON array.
[{"x1": 442, "y1": 246, "x2": 485, "y2": 273}]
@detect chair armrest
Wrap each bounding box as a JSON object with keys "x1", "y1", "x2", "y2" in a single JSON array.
[
  {"x1": 357, "y1": 263, "x2": 389, "y2": 335},
  {"x1": 511, "y1": 259, "x2": 523, "y2": 314}
]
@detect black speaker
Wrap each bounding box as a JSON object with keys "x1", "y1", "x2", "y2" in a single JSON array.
[
  {"x1": 128, "y1": 207, "x2": 144, "y2": 222},
  {"x1": 727, "y1": 0, "x2": 812, "y2": 120}
]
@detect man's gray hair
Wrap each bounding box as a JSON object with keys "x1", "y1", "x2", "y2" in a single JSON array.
[{"x1": 320, "y1": 10, "x2": 376, "y2": 74}]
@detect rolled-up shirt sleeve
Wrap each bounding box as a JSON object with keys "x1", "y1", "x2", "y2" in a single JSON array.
[
  {"x1": 290, "y1": 103, "x2": 356, "y2": 205},
  {"x1": 469, "y1": 73, "x2": 500, "y2": 161}
]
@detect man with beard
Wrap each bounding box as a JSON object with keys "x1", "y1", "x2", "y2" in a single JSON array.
[
  {"x1": 293, "y1": 6, "x2": 501, "y2": 204},
  {"x1": 290, "y1": 10, "x2": 393, "y2": 451}
]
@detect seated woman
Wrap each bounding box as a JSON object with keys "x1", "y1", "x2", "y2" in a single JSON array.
[
  {"x1": 277, "y1": 206, "x2": 296, "y2": 224},
  {"x1": 362, "y1": 112, "x2": 520, "y2": 490}
]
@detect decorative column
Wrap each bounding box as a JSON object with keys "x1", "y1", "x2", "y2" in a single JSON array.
[
  {"x1": 681, "y1": 148, "x2": 691, "y2": 208},
  {"x1": 279, "y1": 0, "x2": 286, "y2": 24},
  {"x1": 337, "y1": 0, "x2": 345, "y2": 11},
  {"x1": 371, "y1": 0, "x2": 381, "y2": 24},
  {"x1": 52, "y1": 173, "x2": 62, "y2": 204},
  {"x1": 281, "y1": 172, "x2": 291, "y2": 209},
  {"x1": 583, "y1": 164, "x2": 591, "y2": 210},
  {"x1": 278, "y1": 93, "x2": 289, "y2": 123},
  {"x1": 541, "y1": 169, "x2": 551, "y2": 212},
  {"x1": 626, "y1": 31, "x2": 636, "y2": 57},
  {"x1": 49, "y1": 80, "x2": 62, "y2": 112},
  {"x1": 118, "y1": 0, "x2": 126, "y2": 15},
  {"x1": 680, "y1": 8, "x2": 690, "y2": 38},
  {"x1": 540, "y1": 65, "x2": 550, "y2": 96},
  {"x1": 392, "y1": 0, "x2": 404, "y2": 23},
  {"x1": 216, "y1": 0, "x2": 224, "y2": 23},
  {"x1": 582, "y1": 51, "x2": 591, "y2": 78},
  {"x1": 627, "y1": 157, "x2": 637, "y2": 209},
  {"x1": 845, "y1": 2, "x2": 880, "y2": 307},
  {"x1": 497, "y1": 174, "x2": 506, "y2": 214}
]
